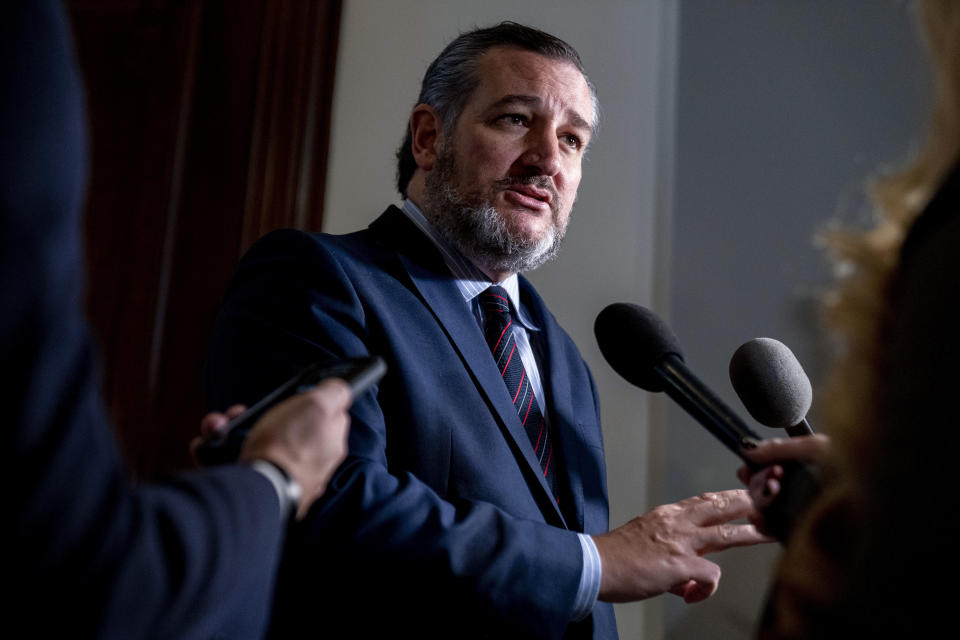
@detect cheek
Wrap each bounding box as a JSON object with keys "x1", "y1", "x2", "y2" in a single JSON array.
[
  {"x1": 558, "y1": 165, "x2": 582, "y2": 199},
  {"x1": 463, "y1": 135, "x2": 519, "y2": 175}
]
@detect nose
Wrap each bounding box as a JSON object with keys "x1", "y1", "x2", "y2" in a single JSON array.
[{"x1": 518, "y1": 125, "x2": 561, "y2": 178}]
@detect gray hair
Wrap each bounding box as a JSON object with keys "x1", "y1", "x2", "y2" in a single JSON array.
[{"x1": 395, "y1": 21, "x2": 598, "y2": 197}]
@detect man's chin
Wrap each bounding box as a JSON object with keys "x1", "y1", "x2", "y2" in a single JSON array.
[{"x1": 494, "y1": 208, "x2": 556, "y2": 244}]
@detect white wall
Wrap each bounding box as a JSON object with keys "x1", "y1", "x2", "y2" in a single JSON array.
[{"x1": 323, "y1": 1, "x2": 675, "y2": 637}]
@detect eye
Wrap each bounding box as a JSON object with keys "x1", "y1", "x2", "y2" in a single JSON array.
[
  {"x1": 561, "y1": 133, "x2": 583, "y2": 150},
  {"x1": 497, "y1": 113, "x2": 529, "y2": 126}
]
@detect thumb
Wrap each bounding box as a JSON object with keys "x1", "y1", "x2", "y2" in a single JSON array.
[{"x1": 669, "y1": 557, "x2": 721, "y2": 603}]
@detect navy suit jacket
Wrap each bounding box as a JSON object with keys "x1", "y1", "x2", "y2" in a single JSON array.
[
  {"x1": 207, "y1": 206, "x2": 618, "y2": 638},
  {"x1": 4, "y1": 3, "x2": 285, "y2": 636}
]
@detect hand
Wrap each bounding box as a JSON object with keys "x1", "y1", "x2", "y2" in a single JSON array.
[
  {"x1": 190, "y1": 404, "x2": 248, "y2": 464},
  {"x1": 591, "y1": 489, "x2": 772, "y2": 604},
  {"x1": 237, "y1": 379, "x2": 352, "y2": 519},
  {"x1": 193, "y1": 404, "x2": 247, "y2": 447},
  {"x1": 737, "y1": 434, "x2": 830, "y2": 514},
  {"x1": 191, "y1": 381, "x2": 351, "y2": 518}
]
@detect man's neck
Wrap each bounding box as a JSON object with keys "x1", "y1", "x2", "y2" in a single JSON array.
[{"x1": 474, "y1": 263, "x2": 512, "y2": 285}]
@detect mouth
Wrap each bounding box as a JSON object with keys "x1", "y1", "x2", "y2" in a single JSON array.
[
  {"x1": 499, "y1": 183, "x2": 555, "y2": 214},
  {"x1": 507, "y1": 184, "x2": 552, "y2": 205}
]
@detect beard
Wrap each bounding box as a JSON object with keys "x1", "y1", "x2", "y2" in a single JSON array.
[{"x1": 420, "y1": 145, "x2": 570, "y2": 276}]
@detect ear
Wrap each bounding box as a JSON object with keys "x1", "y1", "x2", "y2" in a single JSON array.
[{"x1": 410, "y1": 104, "x2": 441, "y2": 172}]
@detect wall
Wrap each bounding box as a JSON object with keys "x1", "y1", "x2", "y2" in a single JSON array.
[{"x1": 665, "y1": 1, "x2": 931, "y2": 638}]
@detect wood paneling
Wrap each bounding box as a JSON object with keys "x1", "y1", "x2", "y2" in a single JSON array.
[{"x1": 69, "y1": 0, "x2": 341, "y2": 479}]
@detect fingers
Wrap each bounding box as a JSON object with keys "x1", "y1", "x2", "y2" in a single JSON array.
[
  {"x1": 224, "y1": 403, "x2": 246, "y2": 419},
  {"x1": 303, "y1": 378, "x2": 352, "y2": 413},
  {"x1": 198, "y1": 404, "x2": 247, "y2": 439},
  {"x1": 739, "y1": 463, "x2": 783, "y2": 504},
  {"x1": 698, "y1": 522, "x2": 773, "y2": 554},
  {"x1": 199, "y1": 413, "x2": 228, "y2": 439},
  {"x1": 737, "y1": 436, "x2": 827, "y2": 522},
  {"x1": 680, "y1": 489, "x2": 756, "y2": 526},
  {"x1": 192, "y1": 404, "x2": 248, "y2": 466},
  {"x1": 676, "y1": 580, "x2": 716, "y2": 604},
  {"x1": 239, "y1": 378, "x2": 353, "y2": 517},
  {"x1": 741, "y1": 434, "x2": 830, "y2": 466},
  {"x1": 748, "y1": 465, "x2": 783, "y2": 507},
  {"x1": 668, "y1": 557, "x2": 721, "y2": 603},
  {"x1": 667, "y1": 490, "x2": 774, "y2": 552},
  {"x1": 594, "y1": 486, "x2": 777, "y2": 603},
  {"x1": 669, "y1": 580, "x2": 697, "y2": 602},
  {"x1": 680, "y1": 580, "x2": 716, "y2": 604}
]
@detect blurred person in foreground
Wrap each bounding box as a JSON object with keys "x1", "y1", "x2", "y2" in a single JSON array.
[
  {"x1": 3, "y1": 3, "x2": 350, "y2": 636},
  {"x1": 740, "y1": 1, "x2": 960, "y2": 637}
]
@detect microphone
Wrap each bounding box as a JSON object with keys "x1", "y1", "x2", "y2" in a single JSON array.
[
  {"x1": 729, "y1": 338, "x2": 815, "y2": 437},
  {"x1": 594, "y1": 302, "x2": 762, "y2": 463},
  {"x1": 594, "y1": 302, "x2": 821, "y2": 540}
]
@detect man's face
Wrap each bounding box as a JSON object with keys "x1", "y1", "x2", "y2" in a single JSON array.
[{"x1": 422, "y1": 46, "x2": 594, "y2": 277}]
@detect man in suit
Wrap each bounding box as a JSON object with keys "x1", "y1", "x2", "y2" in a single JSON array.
[
  {"x1": 4, "y1": 3, "x2": 351, "y2": 636},
  {"x1": 207, "y1": 22, "x2": 768, "y2": 639}
]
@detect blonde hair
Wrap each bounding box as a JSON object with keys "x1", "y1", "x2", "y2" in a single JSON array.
[
  {"x1": 820, "y1": 0, "x2": 960, "y2": 480},
  {"x1": 763, "y1": 4, "x2": 960, "y2": 636}
]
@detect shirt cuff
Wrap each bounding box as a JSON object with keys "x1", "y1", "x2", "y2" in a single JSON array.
[
  {"x1": 250, "y1": 460, "x2": 301, "y2": 521},
  {"x1": 571, "y1": 533, "x2": 602, "y2": 621}
]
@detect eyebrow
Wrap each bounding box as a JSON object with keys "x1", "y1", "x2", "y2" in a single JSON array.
[{"x1": 487, "y1": 94, "x2": 594, "y2": 134}]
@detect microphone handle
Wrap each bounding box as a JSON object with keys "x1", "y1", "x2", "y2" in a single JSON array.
[{"x1": 654, "y1": 353, "x2": 763, "y2": 468}]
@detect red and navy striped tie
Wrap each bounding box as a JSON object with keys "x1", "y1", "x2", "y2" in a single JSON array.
[{"x1": 479, "y1": 285, "x2": 558, "y2": 498}]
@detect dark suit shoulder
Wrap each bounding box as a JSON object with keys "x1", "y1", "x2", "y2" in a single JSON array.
[
  {"x1": 240, "y1": 226, "x2": 377, "y2": 266},
  {"x1": 238, "y1": 207, "x2": 409, "y2": 277}
]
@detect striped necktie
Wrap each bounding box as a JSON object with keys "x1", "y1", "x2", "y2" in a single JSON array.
[{"x1": 479, "y1": 285, "x2": 558, "y2": 498}]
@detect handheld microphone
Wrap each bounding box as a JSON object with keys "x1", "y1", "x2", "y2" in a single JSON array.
[
  {"x1": 594, "y1": 303, "x2": 821, "y2": 540},
  {"x1": 196, "y1": 357, "x2": 386, "y2": 466},
  {"x1": 594, "y1": 303, "x2": 762, "y2": 463},
  {"x1": 729, "y1": 338, "x2": 815, "y2": 437}
]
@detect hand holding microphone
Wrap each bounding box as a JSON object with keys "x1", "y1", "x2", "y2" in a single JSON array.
[
  {"x1": 736, "y1": 435, "x2": 830, "y2": 521},
  {"x1": 194, "y1": 357, "x2": 386, "y2": 519},
  {"x1": 594, "y1": 303, "x2": 822, "y2": 540},
  {"x1": 728, "y1": 337, "x2": 831, "y2": 529}
]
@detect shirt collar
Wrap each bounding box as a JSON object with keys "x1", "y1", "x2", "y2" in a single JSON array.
[{"x1": 401, "y1": 199, "x2": 540, "y2": 331}]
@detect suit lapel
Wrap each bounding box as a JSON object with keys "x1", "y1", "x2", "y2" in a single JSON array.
[{"x1": 369, "y1": 208, "x2": 566, "y2": 526}]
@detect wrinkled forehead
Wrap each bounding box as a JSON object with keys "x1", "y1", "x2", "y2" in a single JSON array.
[{"x1": 471, "y1": 46, "x2": 597, "y2": 132}]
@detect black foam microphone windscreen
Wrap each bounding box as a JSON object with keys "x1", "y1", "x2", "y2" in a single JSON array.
[
  {"x1": 729, "y1": 338, "x2": 812, "y2": 429},
  {"x1": 595, "y1": 302, "x2": 762, "y2": 457},
  {"x1": 593, "y1": 302, "x2": 682, "y2": 392}
]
